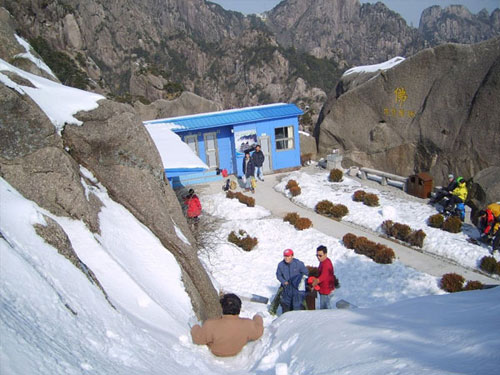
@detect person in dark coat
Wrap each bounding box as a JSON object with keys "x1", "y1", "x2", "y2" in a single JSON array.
[
  {"x1": 430, "y1": 174, "x2": 457, "y2": 205},
  {"x1": 242, "y1": 151, "x2": 255, "y2": 193},
  {"x1": 275, "y1": 249, "x2": 308, "y2": 313},
  {"x1": 252, "y1": 144, "x2": 265, "y2": 181}
]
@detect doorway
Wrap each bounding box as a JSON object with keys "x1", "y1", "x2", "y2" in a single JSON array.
[
  {"x1": 258, "y1": 136, "x2": 272, "y2": 174},
  {"x1": 204, "y1": 132, "x2": 219, "y2": 169}
]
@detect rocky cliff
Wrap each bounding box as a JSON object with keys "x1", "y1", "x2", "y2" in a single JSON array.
[
  {"x1": 315, "y1": 38, "x2": 500, "y2": 195},
  {"x1": 0, "y1": 11, "x2": 221, "y2": 321}
]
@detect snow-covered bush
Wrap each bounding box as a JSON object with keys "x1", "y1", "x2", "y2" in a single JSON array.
[
  {"x1": 283, "y1": 212, "x2": 300, "y2": 226},
  {"x1": 286, "y1": 179, "x2": 299, "y2": 189},
  {"x1": 463, "y1": 281, "x2": 484, "y2": 291},
  {"x1": 352, "y1": 190, "x2": 366, "y2": 202},
  {"x1": 342, "y1": 233, "x2": 395, "y2": 264},
  {"x1": 363, "y1": 193, "x2": 379, "y2": 207},
  {"x1": 294, "y1": 217, "x2": 312, "y2": 230},
  {"x1": 226, "y1": 191, "x2": 255, "y2": 207},
  {"x1": 408, "y1": 229, "x2": 426, "y2": 248},
  {"x1": 479, "y1": 256, "x2": 500, "y2": 275},
  {"x1": 342, "y1": 233, "x2": 357, "y2": 249},
  {"x1": 289, "y1": 185, "x2": 301, "y2": 196}
]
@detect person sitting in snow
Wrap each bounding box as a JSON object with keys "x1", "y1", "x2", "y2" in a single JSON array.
[
  {"x1": 443, "y1": 177, "x2": 468, "y2": 212},
  {"x1": 183, "y1": 188, "x2": 201, "y2": 229},
  {"x1": 430, "y1": 174, "x2": 457, "y2": 205},
  {"x1": 276, "y1": 249, "x2": 309, "y2": 313},
  {"x1": 190, "y1": 293, "x2": 263, "y2": 357}
]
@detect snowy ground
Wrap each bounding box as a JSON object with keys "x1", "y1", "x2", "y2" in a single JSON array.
[
  {"x1": 1, "y1": 43, "x2": 499, "y2": 374},
  {"x1": 273, "y1": 169, "x2": 499, "y2": 270}
]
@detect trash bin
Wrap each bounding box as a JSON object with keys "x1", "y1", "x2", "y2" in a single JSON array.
[{"x1": 407, "y1": 172, "x2": 433, "y2": 199}]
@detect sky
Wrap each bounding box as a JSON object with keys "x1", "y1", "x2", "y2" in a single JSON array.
[
  {"x1": 209, "y1": 0, "x2": 500, "y2": 27},
  {"x1": 2, "y1": 35, "x2": 500, "y2": 374}
]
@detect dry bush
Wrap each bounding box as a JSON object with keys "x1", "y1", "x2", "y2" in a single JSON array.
[
  {"x1": 353, "y1": 190, "x2": 366, "y2": 202},
  {"x1": 427, "y1": 214, "x2": 444, "y2": 228},
  {"x1": 463, "y1": 280, "x2": 484, "y2": 291},
  {"x1": 330, "y1": 204, "x2": 348, "y2": 219},
  {"x1": 226, "y1": 191, "x2": 254, "y2": 207},
  {"x1": 286, "y1": 179, "x2": 299, "y2": 189},
  {"x1": 342, "y1": 233, "x2": 358, "y2": 249},
  {"x1": 363, "y1": 193, "x2": 379, "y2": 207},
  {"x1": 479, "y1": 256, "x2": 500, "y2": 275},
  {"x1": 289, "y1": 185, "x2": 302, "y2": 196},
  {"x1": 373, "y1": 246, "x2": 396, "y2": 264},
  {"x1": 442, "y1": 216, "x2": 462, "y2": 233},
  {"x1": 226, "y1": 191, "x2": 236, "y2": 199},
  {"x1": 284, "y1": 212, "x2": 300, "y2": 226},
  {"x1": 295, "y1": 217, "x2": 313, "y2": 230},
  {"x1": 228, "y1": 230, "x2": 258, "y2": 251},
  {"x1": 329, "y1": 168, "x2": 343, "y2": 182},
  {"x1": 440, "y1": 273, "x2": 465, "y2": 293},
  {"x1": 315, "y1": 200, "x2": 335, "y2": 216},
  {"x1": 408, "y1": 229, "x2": 426, "y2": 248},
  {"x1": 391, "y1": 223, "x2": 412, "y2": 242},
  {"x1": 381, "y1": 220, "x2": 394, "y2": 234},
  {"x1": 353, "y1": 237, "x2": 377, "y2": 258}
]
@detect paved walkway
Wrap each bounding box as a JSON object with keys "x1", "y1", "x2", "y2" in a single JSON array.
[{"x1": 196, "y1": 167, "x2": 500, "y2": 286}]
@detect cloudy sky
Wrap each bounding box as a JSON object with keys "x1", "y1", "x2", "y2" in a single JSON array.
[{"x1": 209, "y1": 0, "x2": 499, "y2": 26}]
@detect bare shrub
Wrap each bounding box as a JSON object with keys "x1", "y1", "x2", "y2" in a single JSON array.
[
  {"x1": 479, "y1": 256, "x2": 500, "y2": 275},
  {"x1": 328, "y1": 169, "x2": 343, "y2": 182},
  {"x1": 463, "y1": 280, "x2": 484, "y2": 291},
  {"x1": 342, "y1": 233, "x2": 358, "y2": 249},
  {"x1": 427, "y1": 214, "x2": 444, "y2": 228},
  {"x1": 408, "y1": 229, "x2": 426, "y2": 248},
  {"x1": 315, "y1": 200, "x2": 335, "y2": 216},
  {"x1": 440, "y1": 273, "x2": 465, "y2": 293},
  {"x1": 289, "y1": 185, "x2": 302, "y2": 196},
  {"x1": 284, "y1": 212, "x2": 300, "y2": 226},
  {"x1": 391, "y1": 223, "x2": 412, "y2": 242},
  {"x1": 353, "y1": 190, "x2": 366, "y2": 202},
  {"x1": 330, "y1": 204, "x2": 349, "y2": 219},
  {"x1": 363, "y1": 193, "x2": 379, "y2": 207},
  {"x1": 373, "y1": 246, "x2": 396, "y2": 264},
  {"x1": 442, "y1": 216, "x2": 462, "y2": 233},
  {"x1": 294, "y1": 217, "x2": 313, "y2": 230},
  {"x1": 286, "y1": 179, "x2": 299, "y2": 189},
  {"x1": 228, "y1": 230, "x2": 258, "y2": 251}
]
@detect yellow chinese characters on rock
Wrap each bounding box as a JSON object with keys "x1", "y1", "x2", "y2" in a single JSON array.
[{"x1": 384, "y1": 87, "x2": 416, "y2": 119}]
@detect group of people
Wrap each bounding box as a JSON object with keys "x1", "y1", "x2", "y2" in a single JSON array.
[
  {"x1": 242, "y1": 144, "x2": 265, "y2": 193},
  {"x1": 429, "y1": 174, "x2": 499, "y2": 252},
  {"x1": 191, "y1": 245, "x2": 337, "y2": 357},
  {"x1": 276, "y1": 246, "x2": 336, "y2": 312}
]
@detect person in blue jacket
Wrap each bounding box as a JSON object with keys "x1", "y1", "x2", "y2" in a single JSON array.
[{"x1": 276, "y1": 248, "x2": 308, "y2": 313}]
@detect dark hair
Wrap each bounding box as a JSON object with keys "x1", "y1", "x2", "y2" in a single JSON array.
[
  {"x1": 220, "y1": 293, "x2": 241, "y2": 315},
  {"x1": 316, "y1": 245, "x2": 327, "y2": 253}
]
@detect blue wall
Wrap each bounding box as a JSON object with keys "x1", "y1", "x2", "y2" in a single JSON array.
[{"x1": 176, "y1": 115, "x2": 301, "y2": 177}]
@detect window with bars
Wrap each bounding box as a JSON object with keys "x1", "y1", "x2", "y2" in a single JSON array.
[{"x1": 275, "y1": 126, "x2": 294, "y2": 151}]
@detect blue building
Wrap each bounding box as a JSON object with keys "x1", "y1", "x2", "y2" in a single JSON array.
[{"x1": 144, "y1": 103, "x2": 304, "y2": 187}]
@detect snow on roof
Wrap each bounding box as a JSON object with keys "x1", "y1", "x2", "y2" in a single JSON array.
[
  {"x1": 144, "y1": 123, "x2": 208, "y2": 170},
  {"x1": 0, "y1": 58, "x2": 104, "y2": 134},
  {"x1": 343, "y1": 56, "x2": 405, "y2": 77}
]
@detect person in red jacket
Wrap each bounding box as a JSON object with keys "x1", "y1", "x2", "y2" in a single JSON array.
[
  {"x1": 311, "y1": 245, "x2": 336, "y2": 309},
  {"x1": 184, "y1": 189, "x2": 201, "y2": 229}
]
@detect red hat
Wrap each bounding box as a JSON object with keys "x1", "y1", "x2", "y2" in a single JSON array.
[{"x1": 283, "y1": 249, "x2": 294, "y2": 256}]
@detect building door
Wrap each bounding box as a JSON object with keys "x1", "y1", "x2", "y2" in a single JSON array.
[
  {"x1": 204, "y1": 132, "x2": 219, "y2": 169},
  {"x1": 258, "y1": 136, "x2": 272, "y2": 174},
  {"x1": 184, "y1": 135, "x2": 198, "y2": 156}
]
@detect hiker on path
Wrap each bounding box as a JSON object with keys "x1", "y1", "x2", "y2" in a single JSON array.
[
  {"x1": 190, "y1": 293, "x2": 263, "y2": 357},
  {"x1": 310, "y1": 245, "x2": 336, "y2": 309},
  {"x1": 276, "y1": 249, "x2": 308, "y2": 313},
  {"x1": 242, "y1": 151, "x2": 256, "y2": 193},
  {"x1": 183, "y1": 188, "x2": 201, "y2": 229},
  {"x1": 252, "y1": 144, "x2": 265, "y2": 181}
]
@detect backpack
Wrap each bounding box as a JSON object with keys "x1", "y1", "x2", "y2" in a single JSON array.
[
  {"x1": 222, "y1": 179, "x2": 230, "y2": 191},
  {"x1": 230, "y1": 180, "x2": 237, "y2": 190}
]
